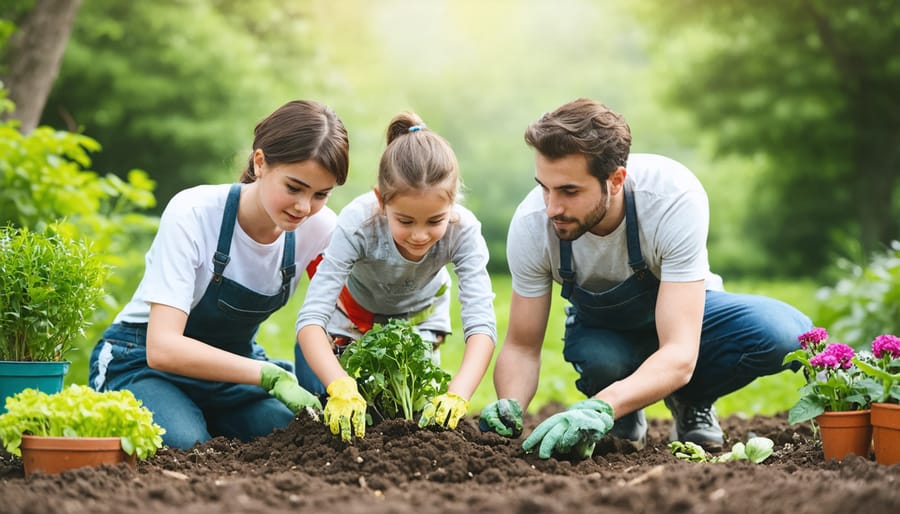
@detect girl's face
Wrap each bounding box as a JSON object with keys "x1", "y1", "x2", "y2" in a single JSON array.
[
  {"x1": 256, "y1": 151, "x2": 336, "y2": 232},
  {"x1": 380, "y1": 189, "x2": 453, "y2": 262}
]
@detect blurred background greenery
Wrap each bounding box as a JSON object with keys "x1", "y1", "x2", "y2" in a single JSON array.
[{"x1": 2, "y1": 0, "x2": 898, "y2": 417}]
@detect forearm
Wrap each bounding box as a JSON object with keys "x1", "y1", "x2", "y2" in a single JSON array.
[
  {"x1": 146, "y1": 333, "x2": 263, "y2": 384},
  {"x1": 493, "y1": 339, "x2": 541, "y2": 410},
  {"x1": 446, "y1": 333, "x2": 494, "y2": 399},
  {"x1": 594, "y1": 344, "x2": 696, "y2": 419},
  {"x1": 298, "y1": 325, "x2": 349, "y2": 386}
]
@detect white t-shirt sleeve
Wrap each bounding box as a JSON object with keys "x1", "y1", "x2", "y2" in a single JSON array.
[
  {"x1": 138, "y1": 192, "x2": 208, "y2": 315},
  {"x1": 652, "y1": 190, "x2": 711, "y2": 283},
  {"x1": 507, "y1": 190, "x2": 554, "y2": 298}
]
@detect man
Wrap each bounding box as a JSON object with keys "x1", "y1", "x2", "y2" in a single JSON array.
[{"x1": 479, "y1": 98, "x2": 812, "y2": 459}]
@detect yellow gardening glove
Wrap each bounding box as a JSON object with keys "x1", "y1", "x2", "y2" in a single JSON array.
[
  {"x1": 418, "y1": 392, "x2": 470, "y2": 430},
  {"x1": 323, "y1": 376, "x2": 367, "y2": 442}
]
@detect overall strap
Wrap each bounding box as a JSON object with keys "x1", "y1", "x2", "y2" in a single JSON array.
[
  {"x1": 558, "y1": 239, "x2": 576, "y2": 299},
  {"x1": 623, "y1": 181, "x2": 649, "y2": 274},
  {"x1": 212, "y1": 184, "x2": 242, "y2": 283},
  {"x1": 280, "y1": 230, "x2": 296, "y2": 287}
]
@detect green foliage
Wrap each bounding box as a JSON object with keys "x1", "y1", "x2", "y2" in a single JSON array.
[
  {"x1": 339, "y1": 319, "x2": 450, "y2": 421},
  {"x1": 0, "y1": 226, "x2": 107, "y2": 361},
  {"x1": 42, "y1": 0, "x2": 321, "y2": 206},
  {"x1": 0, "y1": 86, "x2": 157, "y2": 379},
  {"x1": 634, "y1": 0, "x2": 900, "y2": 276},
  {"x1": 0, "y1": 384, "x2": 165, "y2": 459},
  {"x1": 815, "y1": 241, "x2": 900, "y2": 346}
]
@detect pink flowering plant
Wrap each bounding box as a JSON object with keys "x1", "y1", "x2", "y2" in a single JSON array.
[
  {"x1": 783, "y1": 327, "x2": 880, "y2": 424},
  {"x1": 852, "y1": 334, "x2": 900, "y2": 404}
]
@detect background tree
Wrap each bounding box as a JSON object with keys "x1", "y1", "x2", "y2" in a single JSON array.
[
  {"x1": 40, "y1": 0, "x2": 321, "y2": 205},
  {"x1": 634, "y1": 0, "x2": 900, "y2": 276},
  {"x1": 0, "y1": 0, "x2": 82, "y2": 133}
]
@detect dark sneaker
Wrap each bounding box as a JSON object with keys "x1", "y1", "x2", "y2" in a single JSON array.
[
  {"x1": 664, "y1": 396, "x2": 724, "y2": 452},
  {"x1": 609, "y1": 409, "x2": 647, "y2": 450}
]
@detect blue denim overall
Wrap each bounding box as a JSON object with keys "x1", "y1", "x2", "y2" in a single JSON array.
[
  {"x1": 89, "y1": 184, "x2": 297, "y2": 450},
  {"x1": 560, "y1": 182, "x2": 812, "y2": 409}
]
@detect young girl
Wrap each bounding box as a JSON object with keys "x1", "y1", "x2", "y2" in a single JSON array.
[
  {"x1": 295, "y1": 112, "x2": 496, "y2": 441},
  {"x1": 88, "y1": 100, "x2": 350, "y2": 450}
]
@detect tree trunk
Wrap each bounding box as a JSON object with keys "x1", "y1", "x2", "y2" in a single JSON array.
[{"x1": 1, "y1": 0, "x2": 83, "y2": 134}]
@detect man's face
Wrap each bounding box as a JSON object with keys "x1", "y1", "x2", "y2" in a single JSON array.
[{"x1": 534, "y1": 153, "x2": 610, "y2": 241}]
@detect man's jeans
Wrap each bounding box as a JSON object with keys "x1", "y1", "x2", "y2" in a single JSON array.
[{"x1": 562, "y1": 290, "x2": 813, "y2": 404}]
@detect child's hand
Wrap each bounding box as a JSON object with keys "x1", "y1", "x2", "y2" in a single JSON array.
[
  {"x1": 418, "y1": 392, "x2": 469, "y2": 429},
  {"x1": 323, "y1": 377, "x2": 367, "y2": 442}
]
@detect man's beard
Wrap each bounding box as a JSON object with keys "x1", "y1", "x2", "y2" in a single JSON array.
[{"x1": 551, "y1": 193, "x2": 610, "y2": 241}]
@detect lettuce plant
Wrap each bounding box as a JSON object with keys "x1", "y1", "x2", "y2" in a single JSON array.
[
  {"x1": 339, "y1": 319, "x2": 450, "y2": 421},
  {"x1": 0, "y1": 385, "x2": 165, "y2": 459},
  {"x1": 669, "y1": 437, "x2": 774, "y2": 464}
]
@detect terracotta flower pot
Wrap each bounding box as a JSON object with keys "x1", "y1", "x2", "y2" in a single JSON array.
[
  {"x1": 815, "y1": 409, "x2": 872, "y2": 462},
  {"x1": 20, "y1": 435, "x2": 136, "y2": 478},
  {"x1": 870, "y1": 402, "x2": 900, "y2": 465}
]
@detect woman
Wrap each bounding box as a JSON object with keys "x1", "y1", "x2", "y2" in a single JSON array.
[{"x1": 89, "y1": 100, "x2": 350, "y2": 449}]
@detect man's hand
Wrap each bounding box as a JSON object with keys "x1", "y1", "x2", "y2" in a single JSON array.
[
  {"x1": 323, "y1": 376, "x2": 367, "y2": 442},
  {"x1": 259, "y1": 363, "x2": 323, "y2": 413},
  {"x1": 478, "y1": 399, "x2": 524, "y2": 437},
  {"x1": 418, "y1": 392, "x2": 469, "y2": 429},
  {"x1": 522, "y1": 399, "x2": 614, "y2": 459}
]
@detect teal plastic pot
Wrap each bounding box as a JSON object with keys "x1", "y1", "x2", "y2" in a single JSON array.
[{"x1": 0, "y1": 361, "x2": 70, "y2": 414}]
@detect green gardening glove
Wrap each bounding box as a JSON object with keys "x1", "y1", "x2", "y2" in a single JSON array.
[
  {"x1": 522, "y1": 399, "x2": 614, "y2": 459},
  {"x1": 323, "y1": 376, "x2": 367, "y2": 442},
  {"x1": 418, "y1": 392, "x2": 470, "y2": 429},
  {"x1": 478, "y1": 398, "x2": 524, "y2": 437},
  {"x1": 259, "y1": 363, "x2": 323, "y2": 414}
]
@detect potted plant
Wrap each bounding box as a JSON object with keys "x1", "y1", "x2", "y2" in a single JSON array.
[
  {"x1": 0, "y1": 226, "x2": 107, "y2": 413},
  {"x1": 853, "y1": 334, "x2": 900, "y2": 465},
  {"x1": 0, "y1": 384, "x2": 165, "y2": 477},
  {"x1": 783, "y1": 327, "x2": 880, "y2": 461}
]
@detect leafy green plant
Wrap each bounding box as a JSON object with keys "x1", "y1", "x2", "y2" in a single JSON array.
[
  {"x1": 339, "y1": 319, "x2": 450, "y2": 421},
  {"x1": 0, "y1": 385, "x2": 165, "y2": 459},
  {"x1": 0, "y1": 226, "x2": 108, "y2": 361},
  {"x1": 669, "y1": 437, "x2": 774, "y2": 464},
  {"x1": 815, "y1": 241, "x2": 900, "y2": 349}
]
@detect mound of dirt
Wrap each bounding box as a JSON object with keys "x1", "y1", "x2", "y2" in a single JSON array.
[{"x1": 1, "y1": 407, "x2": 898, "y2": 513}]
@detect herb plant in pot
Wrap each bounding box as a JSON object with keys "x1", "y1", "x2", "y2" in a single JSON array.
[
  {"x1": 783, "y1": 327, "x2": 880, "y2": 462},
  {"x1": 0, "y1": 385, "x2": 165, "y2": 477},
  {"x1": 0, "y1": 226, "x2": 107, "y2": 413},
  {"x1": 853, "y1": 334, "x2": 900, "y2": 465}
]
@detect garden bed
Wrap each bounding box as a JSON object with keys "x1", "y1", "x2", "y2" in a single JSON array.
[{"x1": 1, "y1": 406, "x2": 898, "y2": 513}]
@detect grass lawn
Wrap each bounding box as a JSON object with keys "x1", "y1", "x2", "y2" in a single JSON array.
[{"x1": 256, "y1": 274, "x2": 819, "y2": 420}]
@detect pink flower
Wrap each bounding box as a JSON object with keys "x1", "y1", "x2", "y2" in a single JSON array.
[
  {"x1": 809, "y1": 343, "x2": 855, "y2": 370},
  {"x1": 798, "y1": 327, "x2": 828, "y2": 350},
  {"x1": 871, "y1": 334, "x2": 900, "y2": 360}
]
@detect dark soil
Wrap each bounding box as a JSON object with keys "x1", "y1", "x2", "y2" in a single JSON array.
[{"x1": 1, "y1": 406, "x2": 898, "y2": 513}]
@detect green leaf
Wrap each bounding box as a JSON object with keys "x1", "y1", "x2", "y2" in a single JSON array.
[
  {"x1": 744, "y1": 437, "x2": 775, "y2": 464},
  {"x1": 788, "y1": 396, "x2": 825, "y2": 424}
]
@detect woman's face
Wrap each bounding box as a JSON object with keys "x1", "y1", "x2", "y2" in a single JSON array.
[
  {"x1": 256, "y1": 153, "x2": 336, "y2": 233},
  {"x1": 381, "y1": 189, "x2": 453, "y2": 262}
]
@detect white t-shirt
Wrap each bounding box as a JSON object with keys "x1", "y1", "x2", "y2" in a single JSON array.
[
  {"x1": 296, "y1": 191, "x2": 497, "y2": 343},
  {"x1": 114, "y1": 184, "x2": 337, "y2": 323},
  {"x1": 507, "y1": 153, "x2": 723, "y2": 297}
]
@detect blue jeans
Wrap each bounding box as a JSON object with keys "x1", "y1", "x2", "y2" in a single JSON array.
[
  {"x1": 562, "y1": 291, "x2": 812, "y2": 404},
  {"x1": 90, "y1": 323, "x2": 296, "y2": 450}
]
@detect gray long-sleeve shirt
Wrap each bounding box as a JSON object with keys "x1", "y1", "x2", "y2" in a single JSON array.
[{"x1": 296, "y1": 191, "x2": 496, "y2": 343}]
